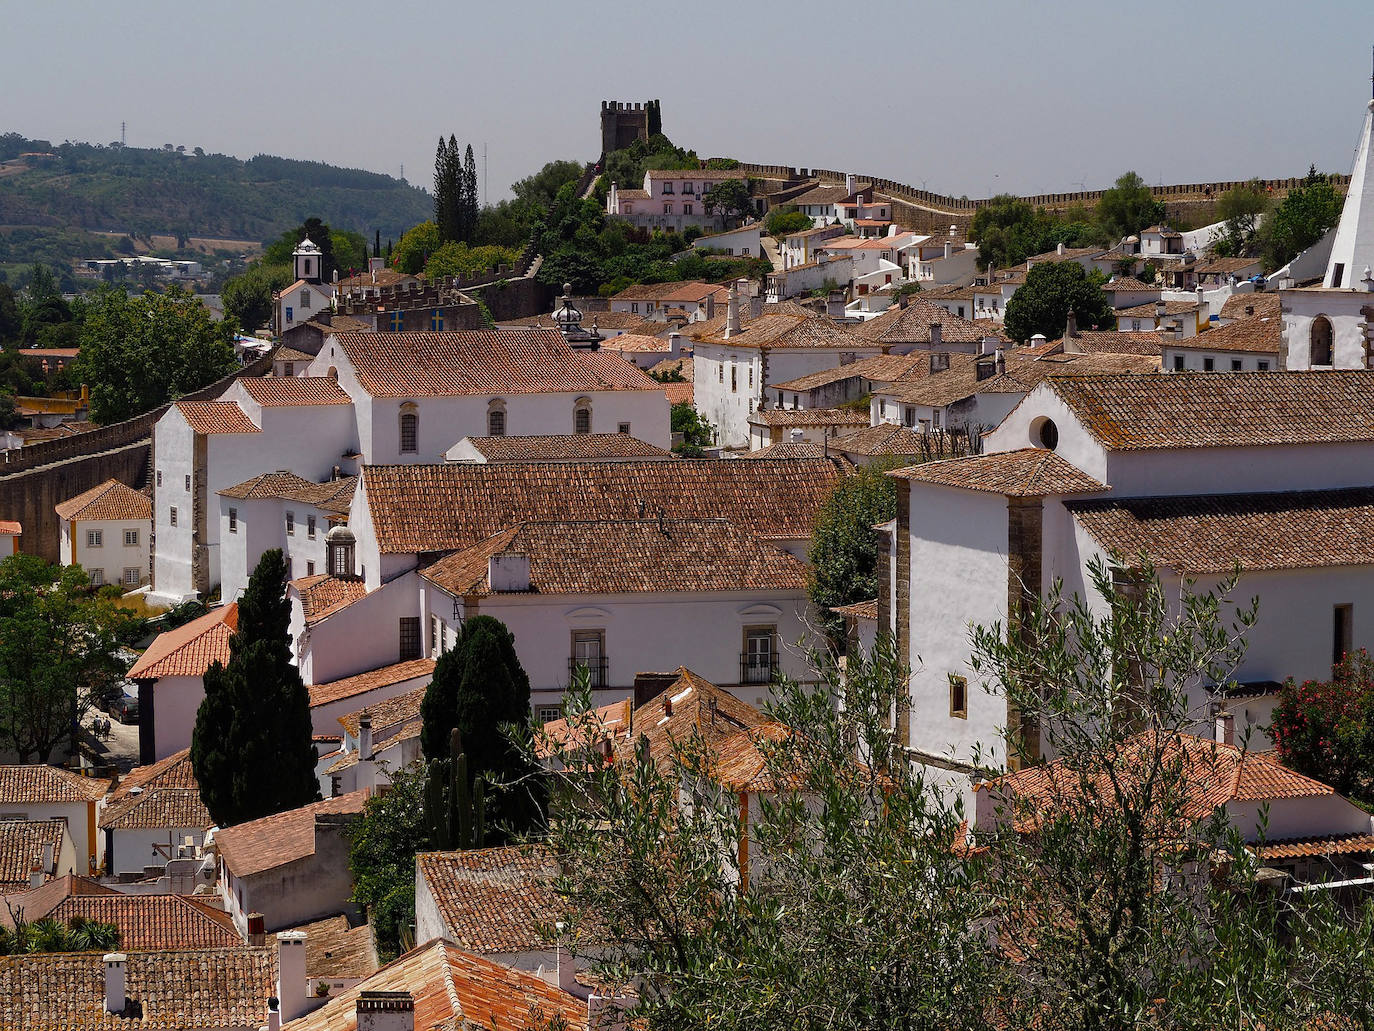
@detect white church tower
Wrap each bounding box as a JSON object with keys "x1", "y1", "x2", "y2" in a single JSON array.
[
  {"x1": 1280, "y1": 95, "x2": 1374, "y2": 369},
  {"x1": 293, "y1": 237, "x2": 323, "y2": 285}
]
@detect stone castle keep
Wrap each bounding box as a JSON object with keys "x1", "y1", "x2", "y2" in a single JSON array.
[{"x1": 600, "y1": 100, "x2": 661, "y2": 155}]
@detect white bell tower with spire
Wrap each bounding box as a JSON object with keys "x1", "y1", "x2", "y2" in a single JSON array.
[{"x1": 293, "y1": 237, "x2": 323, "y2": 285}]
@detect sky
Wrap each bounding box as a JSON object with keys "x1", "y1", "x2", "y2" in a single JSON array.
[{"x1": 7, "y1": 1, "x2": 1374, "y2": 203}]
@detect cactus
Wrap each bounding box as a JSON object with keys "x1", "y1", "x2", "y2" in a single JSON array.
[{"x1": 424, "y1": 728, "x2": 486, "y2": 850}]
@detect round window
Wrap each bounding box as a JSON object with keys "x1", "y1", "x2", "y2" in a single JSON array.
[{"x1": 1034, "y1": 417, "x2": 1059, "y2": 450}]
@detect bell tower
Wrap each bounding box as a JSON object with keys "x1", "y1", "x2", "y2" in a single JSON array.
[{"x1": 293, "y1": 238, "x2": 323, "y2": 284}]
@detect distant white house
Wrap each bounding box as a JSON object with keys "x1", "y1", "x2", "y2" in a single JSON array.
[{"x1": 55, "y1": 479, "x2": 151, "y2": 589}]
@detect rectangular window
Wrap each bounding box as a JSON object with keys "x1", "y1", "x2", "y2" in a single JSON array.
[
  {"x1": 1231, "y1": 359, "x2": 1243, "y2": 371},
  {"x1": 631, "y1": 303, "x2": 639, "y2": 314},
  {"x1": 123, "y1": 567, "x2": 140, "y2": 586},
  {"x1": 156, "y1": 470, "x2": 162, "y2": 487},
  {"x1": 430, "y1": 614, "x2": 440, "y2": 654},
  {"x1": 1132, "y1": 320, "x2": 1141, "y2": 331},
  {"x1": 124, "y1": 529, "x2": 139, "y2": 547},
  {"x1": 88, "y1": 568, "x2": 104, "y2": 587},
  {"x1": 618, "y1": 422, "x2": 631, "y2": 434},
  {"x1": 1334, "y1": 604, "x2": 1354, "y2": 666},
  {"x1": 683, "y1": 203, "x2": 693, "y2": 215},
  {"x1": 743, "y1": 627, "x2": 777, "y2": 684},
  {"x1": 949, "y1": 674, "x2": 968, "y2": 718},
  {"x1": 663, "y1": 203, "x2": 673, "y2": 215},
  {"x1": 87, "y1": 530, "x2": 103, "y2": 548},
  {"x1": 228, "y1": 508, "x2": 237, "y2": 533},
  {"x1": 1258, "y1": 360, "x2": 1270, "y2": 371},
  {"x1": 1333, "y1": 263, "x2": 1345, "y2": 288},
  {"x1": 300, "y1": 289, "x2": 311, "y2": 309},
  {"x1": 169, "y1": 507, "x2": 177, "y2": 527},
  {"x1": 398, "y1": 617, "x2": 422, "y2": 661},
  {"x1": 306, "y1": 560, "x2": 315, "y2": 576},
  {"x1": 285, "y1": 511, "x2": 295, "y2": 536},
  {"x1": 1203, "y1": 358, "x2": 1215, "y2": 372},
  {"x1": 932, "y1": 410, "x2": 942, "y2": 429},
  {"x1": 185, "y1": 474, "x2": 191, "y2": 492},
  {"x1": 904, "y1": 407, "x2": 916, "y2": 428},
  {"x1": 307, "y1": 515, "x2": 317, "y2": 539},
  {"x1": 537, "y1": 706, "x2": 562, "y2": 724},
  {"x1": 731, "y1": 365, "x2": 737, "y2": 392},
  {"x1": 1173, "y1": 355, "x2": 1185, "y2": 371},
  {"x1": 718, "y1": 363, "x2": 724, "y2": 383},
  {"x1": 571, "y1": 629, "x2": 606, "y2": 687},
  {"x1": 283, "y1": 362, "x2": 295, "y2": 376}
]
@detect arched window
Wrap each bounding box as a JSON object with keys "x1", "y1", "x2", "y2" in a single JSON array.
[
  {"x1": 487, "y1": 399, "x2": 507, "y2": 437},
  {"x1": 1311, "y1": 316, "x2": 1334, "y2": 366},
  {"x1": 573, "y1": 397, "x2": 592, "y2": 435},
  {"x1": 399, "y1": 403, "x2": 419, "y2": 453}
]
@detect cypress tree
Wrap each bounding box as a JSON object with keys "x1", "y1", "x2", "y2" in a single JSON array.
[
  {"x1": 434, "y1": 135, "x2": 462, "y2": 244},
  {"x1": 420, "y1": 615, "x2": 540, "y2": 838},
  {"x1": 460, "y1": 144, "x2": 479, "y2": 243},
  {"x1": 190, "y1": 549, "x2": 320, "y2": 827}
]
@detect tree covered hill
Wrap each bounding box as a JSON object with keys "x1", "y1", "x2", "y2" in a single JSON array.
[{"x1": 0, "y1": 132, "x2": 432, "y2": 250}]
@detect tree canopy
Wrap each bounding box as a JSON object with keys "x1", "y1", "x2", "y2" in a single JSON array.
[
  {"x1": 348, "y1": 761, "x2": 430, "y2": 961},
  {"x1": 764, "y1": 207, "x2": 812, "y2": 239},
  {"x1": 1096, "y1": 171, "x2": 1167, "y2": 241},
  {"x1": 807, "y1": 464, "x2": 898, "y2": 641},
  {"x1": 191, "y1": 549, "x2": 319, "y2": 827},
  {"x1": 1261, "y1": 166, "x2": 1344, "y2": 271},
  {"x1": 969, "y1": 195, "x2": 1105, "y2": 271},
  {"x1": 1003, "y1": 260, "x2": 1115, "y2": 343},
  {"x1": 220, "y1": 261, "x2": 292, "y2": 333},
  {"x1": 1271, "y1": 648, "x2": 1374, "y2": 806}
]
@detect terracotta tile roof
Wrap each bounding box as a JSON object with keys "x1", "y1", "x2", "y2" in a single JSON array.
[
  {"x1": 882, "y1": 352, "x2": 1157, "y2": 410},
  {"x1": 647, "y1": 168, "x2": 748, "y2": 181},
  {"x1": 100, "y1": 750, "x2": 210, "y2": 832},
  {"x1": 501, "y1": 310, "x2": 653, "y2": 332},
  {"x1": 336, "y1": 269, "x2": 417, "y2": 291},
  {"x1": 0, "y1": 820, "x2": 66, "y2": 892},
  {"x1": 1171, "y1": 314, "x2": 1281, "y2": 354},
  {"x1": 1102, "y1": 277, "x2": 1158, "y2": 293},
  {"x1": 1067, "y1": 487, "x2": 1374, "y2": 573},
  {"x1": 1117, "y1": 299, "x2": 1199, "y2": 318},
  {"x1": 610, "y1": 280, "x2": 724, "y2": 303},
  {"x1": 0, "y1": 765, "x2": 110, "y2": 804},
  {"x1": 48, "y1": 894, "x2": 241, "y2": 950},
  {"x1": 289, "y1": 914, "x2": 380, "y2": 981},
  {"x1": 273, "y1": 346, "x2": 316, "y2": 363},
  {"x1": 689, "y1": 310, "x2": 877, "y2": 351},
  {"x1": 0, "y1": 945, "x2": 275, "y2": 1030},
  {"x1": 415, "y1": 844, "x2": 562, "y2": 954},
  {"x1": 239, "y1": 376, "x2": 351, "y2": 407},
  {"x1": 664, "y1": 382, "x2": 693, "y2": 405},
  {"x1": 456, "y1": 434, "x2": 673, "y2": 462},
  {"x1": 1253, "y1": 833, "x2": 1374, "y2": 860},
  {"x1": 831, "y1": 424, "x2": 958, "y2": 458},
  {"x1": 1045, "y1": 371, "x2": 1374, "y2": 450},
  {"x1": 0, "y1": 875, "x2": 114, "y2": 927},
  {"x1": 309, "y1": 658, "x2": 435, "y2": 709},
  {"x1": 982, "y1": 732, "x2": 1334, "y2": 831},
  {"x1": 1195, "y1": 256, "x2": 1260, "y2": 276},
  {"x1": 1026, "y1": 245, "x2": 1104, "y2": 263},
  {"x1": 747, "y1": 407, "x2": 868, "y2": 428},
  {"x1": 648, "y1": 355, "x2": 692, "y2": 379},
  {"x1": 790, "y1": 184, "x2": 852, "y2": 206},
  {"x1": 1066, "y1": 330, "x2": 1164, "y2": 356},
  {"x1": 0, "y1": 522, "x2": 19, "y2": 536},
  {"x1": 218, "y1": 472, "x2": 356, "y2": 514},
  {"x1": 15, "y1": 347, "x2": 81, "y2": 359},
  {"x1": 215, "y1": 790, "x2": 368, "y2": 878},
  {"x1": 889, "y1": 448, "x2": 1108, "y2": 497},
  {"x1": 172, "y1": 400, "x2": 260, "y2": 435},
  {"x1": 54, "y1": 479, "x2": 152, "y2": 523},
  {"x1": 1141, "y1": 225, "x2": 1182, "y2": 237},
  {"x1": 422, "y1": 519, "x2": 807, "y2": 597},
  {"x1": 614, "y1": 668, "x2": 765, "y2": 771},
  {"x1": 770, "y1": 353, "x2": 927, "y2": 393},
  {"x1": 332, "y1": 329, "x2": 660, "y2": 398},
  {"x1": 338, "y1": 687, "x2": 427, "y2": 739},
  {"x1": 127, "y1": 604, "x2": 237, "y2": 680},
  {"x1": 854, "y1": 297, "x2": 1003, "y2": 346},
  {"x1": 831, "y1": 599, "x2": 878, "y2": 620},
  {"x1": 360, "y1": 458, "x2": 845, "y2": 554},
  {"x1": 290, "y1": 575, "x2": 368, "y2": 626},
  {"x1": 282, "y1": 939, "x2": 590, "y2": 1031},
  {"x1": 741, "y1": 441, "x2": 827, "y2": 459},
  {"x1": 916, "y1": 284, "x2": 978, "y2": 301},
  {"x1": 1219, "y1": 293, "x2": 1280, "y2": 321},
  {"x1": 711, "y1": 722, "x2": 804, "y2": 791},
  {"x1": 598, "y1": 333, "x2": 672, "y2": 354}
]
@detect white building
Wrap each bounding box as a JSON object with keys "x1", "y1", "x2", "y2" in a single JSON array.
[
  {"x1": 781, "y1": 224, "x2": 846, "y2": 269},
  {"x1": 692, "y1": 224, "x2": 763, "y2": 257},
  {"x1": 274, "y1": 238, "x2": 334, "y2": 335},
  {"x1": 1163, "y1": 307, "x2": 1279, "y2": 372},
  {"x1": 883, "y1": 371, "x2": 1374, "y2": 811},
  {"x1": 0, "y1": 521, "x2": 18, "y2": 559},
  {"x1": 0, "y1": 766, "x2": 109, "y2": 875},
  {"x1": 606, "y1": 168, "x2": 750, "y2": 232},
  {"x1": 607, "y1": 281, "x2": 727, "y2": 321},
  {"x1": 97, "y1": 749, "x2": 211, "y2": 878},
  {"x1": 55, "y1": 479, "x2": 151, "y2": 589},
  {"x1": 855, "y1": 295, "x2": 1008, "y2": 355},
  {"x1": 321, "y1": 689, "x2": 425, "y2": 797}
]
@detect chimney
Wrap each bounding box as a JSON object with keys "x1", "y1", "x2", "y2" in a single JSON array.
[
  {"x1": 943, "y1": 242, "x2": 953, "y2": 260},
  {"x1": 704, "y1": 291, "x2": 716, "y2": 320},
  {"x1": 1065, "y1": 310, "x2": 1078, "y2": 339},
  {"x1": 1244, "y1": 304, "x2": 1254, "y2": 317},
  {"x1": 1155, "y1": 299, "x2": 1167, "y2": 321},
  {"x1": 929, "y1": 353, "x2": 950, "y2": 374},
  {"x1": 707, "y1": 695, "x2": 718, "y2": 724},
  {"x1": 29, "y1": 862, "x2": 42, "y2": 889},
  {"x1": 928, "y1": 323, "x2": 942, "y2": 349},
  {"x1": 826, "y1": 289, "x2": 845, "y2": 319},
  {"x1": 553, "y1": 927, "x2": 588, "y2": 999},
  {"x1": 1215, "y1": 710, "x2": 1235, "y2": 747},
  {"x1": 788, "y1": 428, "x2": 804, "y2": 443},
  {"x1": 668, "y1": 331, "x2": 681, "y2": 358},
  {"x1": 276, "y1": 931, "x2": 309, "y2": 1024},
  {"x1": 725, "y1": 283, "x2": 741, "y2": 338},
  {"x1": 663, "y1": 694, "x2": 673, "y2": 717},
  {"x1": 358, "y1": 711, "x2": 373, "y2": 760},
  {"x1": 1364, "y1": 266, "x2": 1374, "y2": 292},
  {"x1": 356, "y1": 991, "x2": 415, "y2": 1031},
  {"x1": 247, "y1": 913, "x2": 266, "y2": 947},
  {"x1": 1056, "y1": 242, "x2": 1065, "y2": 255},
  {"x1": 41, "y1": 841, "x2": 54, "y2": 872},
  {"x1": 1030, "y1": 333, "x2": 1048, "y2": 350},
  {"x1": 981, "y1": 336, "x2": 997, "y2": 356},
  {"x1": 749, "y1": 293, "x2": 763, "y2": 319},
  {"x1": 266, "y1": 998, "x2": 281, "y2": 1031},
  {"x1": 489, "y1": 553, "x2": 531, "y2": 592},
  {"x1": 995, "y1": 348, "x2": 1005, "y2": 376},
  {"x1": 845, "y1": 172, "x2": 855, "y2": 196},
  {"x1": 975, "y1": 357, "x2": 995, "y2": 382},
  {"x1": 898, "y1": 293, "x2": 909, "y2": 309},
  {"x1": 104, "y1": 953, "x2": 127, "y2": 1015}
]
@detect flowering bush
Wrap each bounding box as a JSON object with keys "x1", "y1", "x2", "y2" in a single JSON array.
[{"x1": 1271, "y1": 648, "x2": 1374, "y2": 804}]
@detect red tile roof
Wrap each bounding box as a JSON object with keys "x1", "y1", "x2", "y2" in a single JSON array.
[
  {"x1": 415, "y1": 845, "x2": 562, "y2": 954},
  {"x1": 888, "y1": 448, "x2": 1108, "y2": 497},
  {"x1": 290, "y1": 575, "x2": 368, "y2": 626},
  {"x1": 289, "y1": 914, "x2": 380, "y2": 981},
  {"x1": 664, "y1": 382, "x2": 693, "y2": 405},
  {"x1": 1170, "y1": 314, "x2": 1281, "y2": 354},
  {"x1": 1067, "y1": 487, "x2": 1374, "y2": 573},
  {"x1": 240, "y1": 376, "x2": 351, "y2": 406},
  {"x1": 457, "y1": 434, "x2": 673, "y2": 462},
  {"x1": 332, "y1": 329, "x2": 661, "y2": 397},
  {"x1": 218, "y1": 472, "x2": 355, "y2": 514},
  {"x1": 422, "y1": 519, "x2": 808, "y2": 597},
  {"x1": 0, "y1": 765, "x2": 109, "y2": 804},
  {"x1": 48, "y1": 894, "x2": 242, "y2": 950},
  {"x1": 0, "y1": 820, "x2": 66, "y2": 892},
  {"x1": 99, "y1": 750, "x2": 210, "y2": 832},
  {"x1": 831, "y1": 599, "x2": 879, "y2": 620},
  {"x1": 770, "y1": 353, "x2": 927, "y2": 393},
  {"x1": 360, "y1": 457, "x2": 846, "y2": 554},
  {"x1": 308, "y1": 658, "x2": 435, "y2": 708},
  {"x1": 215, "y1": 790, "x2": 368, "y2": 878},
  {"x1": 747, "y1": 408, "x2": 868, "y2": 428},
  {"x1": 337, "y1": 687, "x2": 425, "y2": 739},
  {"x1": 1254, "y1": 833, "x2": 1374, "y2": 860},
  {"x1": 854, "y1": 297, "x2": 1005, "y2": 346},
  {"x1": 173, "y1": 401, "x2": 260, "y2": 435},
  {"x1": 1065, "y1": 330, "x2": 1164, "y2": 356},
  {"x1": 831, "y1": 424, "x2": 967, "y2": 459},
  {"x1": 741, "y1": 441, "x2": 827, "y2": 460},
  {"x1": 127, "y1": 605, "x2": 237, "y2": 680},
  {"x1": 0, "y1": 522, "x2": 19, "y2": 536},
  {"x1": 689, "y1": 311, "x2": 877, "y2": 351},
  {"x1": 54, "y1": 479, "x2": 152, "y2": 522}
]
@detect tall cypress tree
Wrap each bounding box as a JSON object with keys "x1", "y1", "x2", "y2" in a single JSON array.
[
  {"x1": 460, "y1": 144, "x2": 479, "y2": 243},
  {"x1": 191, "y1": 549, "x2": 320, "y2": 827},
  {"x1": 434, "y1": 135, "x2": 462, "y2": 244}
]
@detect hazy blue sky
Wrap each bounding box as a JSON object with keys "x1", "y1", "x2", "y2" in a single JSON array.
[{"x1": 8, "y1": 1, "x2": 1374, "y2": 202}]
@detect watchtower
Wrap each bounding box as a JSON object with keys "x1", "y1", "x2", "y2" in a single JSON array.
[{"x1": 600, "y1": 100, "x2": 661, "y2": 155}]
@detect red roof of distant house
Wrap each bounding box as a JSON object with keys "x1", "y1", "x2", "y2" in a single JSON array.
[{"x1": 127, "y1": 605, "x2": 237, "y2": 680}]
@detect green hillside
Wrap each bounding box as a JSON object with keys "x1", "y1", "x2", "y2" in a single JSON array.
[{"x1": 0, "y1": 132, "x2": 432, "y2": 268}]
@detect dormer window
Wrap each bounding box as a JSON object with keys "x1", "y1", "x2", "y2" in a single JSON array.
[{"x1": 326, "y1": 525, "x2": 358, "y2": 579}]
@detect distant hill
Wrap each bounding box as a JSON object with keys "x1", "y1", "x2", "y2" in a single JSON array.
[{"x1": 0, "y1": 132, "x2": 432, "y2": 267}]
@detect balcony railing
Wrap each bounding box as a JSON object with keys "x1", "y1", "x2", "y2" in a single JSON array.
[
  {"x1": 740, "y1": 653, "x2": 779, "y2": 685},
  {"x1": 570, "y1": 657, "x2": 608, "y2": 689}
]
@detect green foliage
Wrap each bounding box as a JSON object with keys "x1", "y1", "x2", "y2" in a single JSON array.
[
  {"x1": 391, "y1": 222, "x2": 440, "y2": 276},
  {"x1": 1003, "y1": 260, "x2": 1115, "y2": 343},
  {"x1": 969, "y1": 194, "x2": 1107, "y2": 271},
  {"x1": 348, "y1": 761, "x2": 430, "y2": 961},
  {"x1": 601, "y1": 133, "x2": 702, "y2": 195},
  {"x1": 1271, "y1": 648, "x2": 1374, "y2": 805},
  {"x1": 889, "y1": 281, "x2": 923, "y2": 304},
  {"x1": 0, "y1": 555, "x2": 136, "y2": 762},
  {"x1": 220, "y1": 262, "x2": 292, "y2": 333},
  {"x1": 807, "y1": 464, "x2": 898, "y2": 641},
  {"x1": 191, "y1": 549, "x2": 320, "y2": 827},
  {"x1": 0, "y1": 913, "x2": 120, "y2": 955},
  {"x1": 331, "y1": 229, "x2": 368, "y2": 275},
  {"x1": 261, "y1": 217, "x2": 337, "y2": 279},
  {"x1": 1212, "y1": 180, "x2": 1270, "y2": 257},
  {"x1": 74, "y1": 285, "x2": 236, "y2": 423},
  {"x1": 702, "y1": 178, "x2": 753, "y2": 220},
  {"x1": 0, "y1": 283, "x2": 20, "y2": 343},
  {"x1": 1261, "y1": 166, "x2": 1344, "y2": 272},
  {"x1": 419, "y1": 616, "x2": 541, "y2": 839},
  {"x1": 670, "y1": 401, "x2": 713, "y2": 448},
  {"x1": 424, "y1": 727, "x2": 487, "y2": 850},
  {"x1": 422, "y1": 242, "x2": 520, "y2": 281},
  {"x1": 434, "y1": 135, "x2": 462, "y2": 245},
  {"x1": 1096, "y1": 170, "x2": 1167, "y2": 241}
]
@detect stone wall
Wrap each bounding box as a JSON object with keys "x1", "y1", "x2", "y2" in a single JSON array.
[{"x1": 466, "y1": 277, "x2": 553, "y2": 322}]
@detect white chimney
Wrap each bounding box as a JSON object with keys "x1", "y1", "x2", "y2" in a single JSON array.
[
  {"x1": 356, "y1": 991, "x2": 416, "y2": 1031},
  {"x1": 489, "y1": 553, "x2": 531, "y2": 592},
  {"x1": 1030, "y1": 333, "x2": 1048, "y2": 349},
  {"x1": 276, "y1": 931, "x2": 309, "y2": 1024},
  {"x1": 104, "y1": 953, "x2": 127, "y2": 1015},
  {"x1": 29, "y1": 863, "x2": 42, "y2": 889},
  {"x1": 358, "y1": 711, "x2": 373, "y2": 760},
  {"x1": 788, "y1": 428, "x2": 804, "y2": 443},
  {"x1": 949, "y1": 224, "x2": 957, "y2": 236},
  {"x1": 826, "y1": 290, "x2": 845, "y2": 319},
  {"x1": 1155, "y1": 299, "x2": 1167, "y2": 320},
  {"x1": 1056, "y1": 242, "x2": 1065, "y2": 255},
  {"x1": 725, "y1": 283, "x2": 741, "y2": 338},
  {"x1": 749, "y1": 293, "x2": 763, "y2": 319},
  {"x1": 41, "y1": 842, "x2": 53, "y2": 872},
  {"x1": 1364, "y1": 267, "x2": 1374, "y2": 292},
  {"x1": 928, "y1": 323, "x2": 942, "y2": 349},
  {"x1": 943, "y1": 242, "x2": 953, "y2": 260},
  {"x1": 1215, "y1": 710, "x2": 1235, "y2": 747},
  {"x1": 845, "y1": 172, "x2": 855, "y2": 196},
  {"x1": 668, "y1": 331, "x2": 681, "y2": 358}
]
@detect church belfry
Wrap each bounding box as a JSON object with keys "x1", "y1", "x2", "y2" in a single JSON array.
[{"x1": 294, "y1": 238, "x2": 323, "y2": 284}]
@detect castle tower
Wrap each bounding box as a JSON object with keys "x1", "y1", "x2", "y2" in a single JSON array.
[{"x1": 599, "y1": 100, "x2": 660, "y2": 156}]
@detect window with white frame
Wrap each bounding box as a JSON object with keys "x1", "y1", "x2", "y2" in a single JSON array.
[
  {"x1": 285, "y1": 511, "x2": 295, "y2": 536},
  {"x1": 228, "y1": 508, "x2": 237, "y2": 533},
  {"x1": 307, "y1": 515, "x2": 317, "y2": 539},
  {"x1": 124, "y1": 529, "x2": 139, "y2": 547},
  {"x1": 123, "y1": 567, "x2": 140, "y2": 586},
  {"x1": 300, "y1": 289, "x2": 311, "y2": 309},
  {"x1": 89, "y1": 568, "x2": 104, "y2": 586},
  {"x1": 87, "y1": 530, "x2": 103, "y2": 548}
]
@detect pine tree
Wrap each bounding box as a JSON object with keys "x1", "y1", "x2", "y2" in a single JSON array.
[
  {"x1": 420, "y1": 615, "x2": 540, "y2": 837},
  {"x1": 460, "y1": 144, "x2": 479, "y2": 243},
  {"x1": 191, "y1": 549, "x2": 320, "y2": 827},
  {"x1": 433, "y1": 136, "x2": 461, "y2": 244}
]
